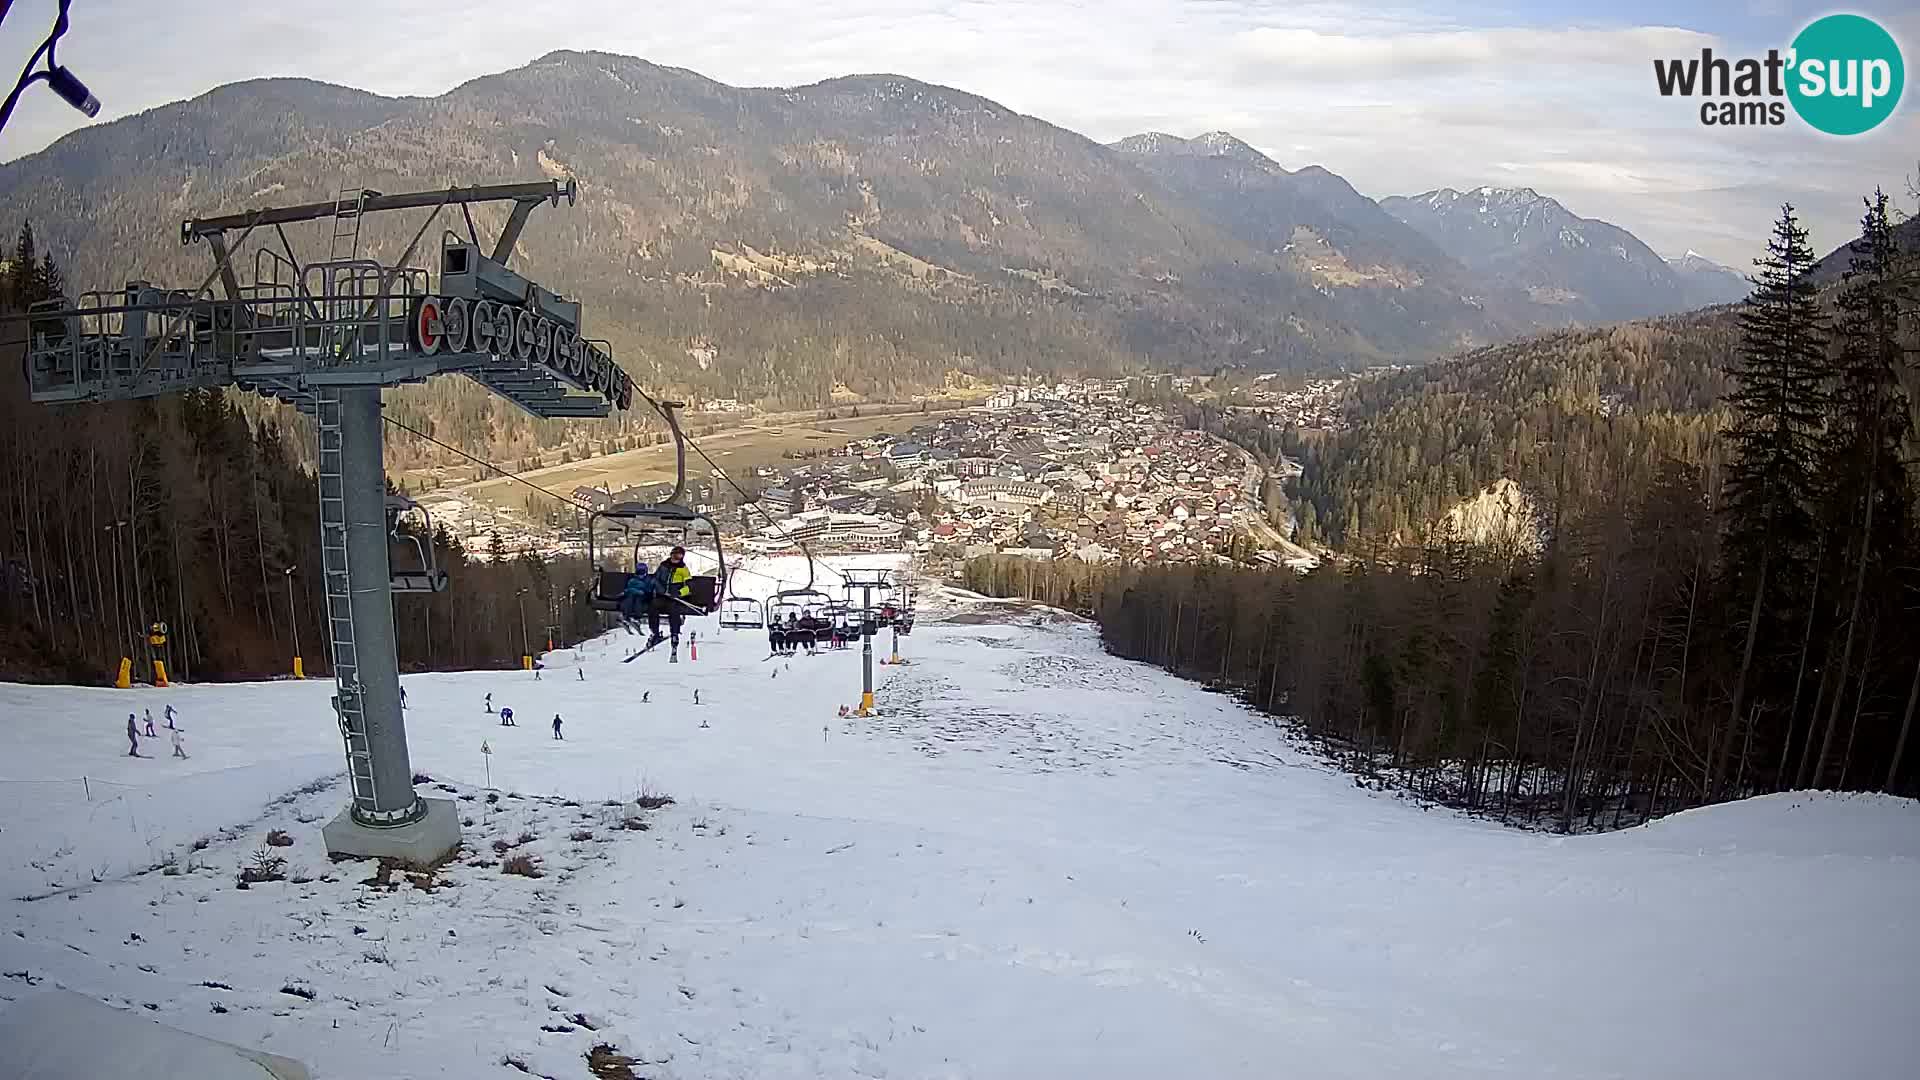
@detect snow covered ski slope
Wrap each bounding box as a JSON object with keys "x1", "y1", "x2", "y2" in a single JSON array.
[{"x1": 1, "y1": 600, "x2": 1916, "y2": 1078}]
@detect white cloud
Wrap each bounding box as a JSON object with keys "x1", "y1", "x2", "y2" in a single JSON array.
[
  {"x1": 1227, "y1": 25, "x2": 1717, "y2": 80},
  {"x1": 0, "y1": 0, "x2": 1913, "y2": 267}
]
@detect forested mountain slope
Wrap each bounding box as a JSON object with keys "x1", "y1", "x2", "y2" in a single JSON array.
[
  {"x1": 2, "y1": 51, "x2": 1745, "y2": 470},
  {"x1": 1286, "y1": 310, "x2": 1737, "y2": 547}
]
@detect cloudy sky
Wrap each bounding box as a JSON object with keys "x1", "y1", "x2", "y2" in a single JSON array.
[{"x1": 1, "y1": 0, "x2": 1913, "y2": 265}]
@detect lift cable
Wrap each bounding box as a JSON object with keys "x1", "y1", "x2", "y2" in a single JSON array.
[
  {"x1": 386, "y1": 405, "x2": 846, "y2": 589},
  {"x1": 381, "y1": 416, "x2": 581, "y2": 522},
  {"x1": 627, "y1": 386, "x2": 847, "y2": 587}
]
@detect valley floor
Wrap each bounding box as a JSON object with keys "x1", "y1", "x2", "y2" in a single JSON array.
[{"x1": 1, "y1": 594, "x2": 1916, "y2": 1078}]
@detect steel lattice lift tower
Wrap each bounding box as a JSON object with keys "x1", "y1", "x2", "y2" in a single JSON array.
[{"x1": 17, "y1": 178, "x2": 636, "y2": 863}]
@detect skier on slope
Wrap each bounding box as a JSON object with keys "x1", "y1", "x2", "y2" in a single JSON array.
[
  {"x1": 552, "y1": 714, "x2": 563, "y2": 740},
  {"x1": 126, "y1": 713, "x2": 141, "y2": 757},
  {"x1": 499, "y1": 706, "x2": 515, "y2": 727},
  {"x1": 143, "y1": 709, "x2": 156, "y2": 737},
  {"x1": 170, "y1": 728, "x2": 188, "y2": 759},
  {"x1": 164, "y1": 704, "x2": 177, "y2": 730},
  {"x1": 484, "y1": 692, "x2": 493, "y2": 714}
]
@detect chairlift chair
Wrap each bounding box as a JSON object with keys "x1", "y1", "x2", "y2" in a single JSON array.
[
  {"x1": 587, "y1": 502, "x2": 724, "y2": 616},
  {"x1": 767, "y1": 586, "x2": 833, "y2": 649},
  {"x1": 822, "y1": 599, "x2": 857, "y2": 643},
  {"x1": 874, "y1": 582, "x2": 909, "y2": 628},
  {"x1": 842, "y1": 582, "x2": 881, "y2": 628},
  {"x1": 895, "y1": 583, "x2": 916, "y2": 636},
  {"x1": 719, "y1": 595, "x2": 764, "y2": 629},
  {"x1": 387, "y1": 496, "x2": 449, "y2": 593},
  {"x1": 584, "y1": 399, "x2": 725, "y2": 617}
]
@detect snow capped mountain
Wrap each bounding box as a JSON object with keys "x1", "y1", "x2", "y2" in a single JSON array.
[
  {"x1": 1111, "y1": 133, "x2": 1739, "y2": 328},
  {"x1": 1110, "y1": 129, "x2": 1278, "y2": 169},
  {"x1": 1419, "y1": 185, "x2": 1547, "y2": 211},
  {"x1": 1107, "y1": 129, "x2": 1523, "y2": 349},
  {"x1": 1381, "y1": 186, "x2": 1707, "y2": 321},
  {"x1": 1665, "y1": 250, "x2": 1750, "y2": 307}
]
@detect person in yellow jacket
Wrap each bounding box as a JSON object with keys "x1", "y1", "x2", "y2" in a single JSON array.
[{"x1": 647, "y1": 546, "x2": 694, "y2": 660}]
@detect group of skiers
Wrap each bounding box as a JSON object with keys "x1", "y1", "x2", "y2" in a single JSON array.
[
  {"x1": 486, "y1": 694, "x2": 563, "y2": 739},
  {"x1": 618, "y1": 547, "x2": 698, "y2": 661},
  {"x1": 768, "y1": 611, "x2": 835, "y2": 656},
  {"x1": 768, "y1": 611, "x2": 881, "y2": 656},
  {"x1": 125, "y1": 705, "x2": 186, "y2": 758}
]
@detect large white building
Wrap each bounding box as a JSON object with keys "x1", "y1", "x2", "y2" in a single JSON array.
[
  {"x1": 758, "y1": 487, "x2": 802, "y2": 516},
  {"x1": 744, "y1": 509, "x2": 906, "y2": 553},
  {"x1": 956, "y1": 478, "x2": 1052, "y2": 507}
]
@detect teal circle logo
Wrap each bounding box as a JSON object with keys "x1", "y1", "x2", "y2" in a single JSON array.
[{"x1": 1787, "y1": 14, "x2": 1904, "y2": 135}]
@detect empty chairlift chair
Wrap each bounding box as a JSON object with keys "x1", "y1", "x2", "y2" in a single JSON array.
[
  {"x1": 719, "y1": 594, "x2": 764, "y2": 629},
  {"x1": 387, "y1": 496, "x2": 449, "y2": 593}
]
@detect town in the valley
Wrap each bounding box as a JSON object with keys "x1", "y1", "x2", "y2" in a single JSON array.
[{"x1": 418, "y1": 374, "x2": 1343, "y2": 576}]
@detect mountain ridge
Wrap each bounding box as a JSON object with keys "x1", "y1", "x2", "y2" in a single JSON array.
[
  {"x1": 1, "y1": 51, "x2": 1740, "y2": 414},
  {"x1": 1380, "y1": 185, "x2": 1748, "y2": 318}
]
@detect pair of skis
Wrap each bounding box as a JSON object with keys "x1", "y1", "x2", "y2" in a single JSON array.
[
  {"x1": 624, "y1": 633, "x2": 678, "y2": 663},
  {"x1": 762, "y1": 648, "x2": 822, "y2": 662}
]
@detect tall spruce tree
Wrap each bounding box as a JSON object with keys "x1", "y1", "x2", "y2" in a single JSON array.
[
  {"x1": 1719, "y1": 204, "x2": 1829, "y2": 794},
  {"x1": 34, "y1": 251, "x2": 66, "y2": 306},
  {"x1": 7, "y1": 222, "x2": 37, "y2": 306},
  {"x1": 1809, "y1": 192, "x2": 1915, "y2": 785}
]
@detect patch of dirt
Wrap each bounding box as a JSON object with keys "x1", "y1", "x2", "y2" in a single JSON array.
[{"x1": 587, "y1": 1043, "x2": 642, "y2": 1079}]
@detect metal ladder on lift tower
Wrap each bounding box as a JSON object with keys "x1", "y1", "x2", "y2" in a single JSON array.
[
  {"x1": 316, "y1": 186, "x2": 380, "y2": 811},
  {"x1": 316, "y1": 186, "x2": 368, "y2": 362},
  {"x1": 317, "y1": 392, "x2": 378, "y2": 809},
  {"x1": 329, "y1": 185, "x2": 367, "y2": 262}
]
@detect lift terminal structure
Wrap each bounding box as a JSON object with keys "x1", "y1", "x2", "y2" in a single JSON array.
[{"x1": 17, "y1": 179, "x2": 634, "y2": 863}]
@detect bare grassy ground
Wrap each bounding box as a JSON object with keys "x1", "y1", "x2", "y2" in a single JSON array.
[{"x1": 428, "y1": 407, "x2": 982, "y2": 511}]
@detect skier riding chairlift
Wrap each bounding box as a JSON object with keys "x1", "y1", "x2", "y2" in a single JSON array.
[
  {"x1": 619, "y1": 562, "x2": 655, "y2": 627},
  {"x1": 585, "y1": 401, "x2": 726, "y2": 632},
  {"x1": 648, "y1": 547, "x2": 696, "y2": 658}
]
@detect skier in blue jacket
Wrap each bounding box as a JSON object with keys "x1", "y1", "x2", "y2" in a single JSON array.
[{"x1": 619, "y1": 562, "x2": 655, "y2": 624}]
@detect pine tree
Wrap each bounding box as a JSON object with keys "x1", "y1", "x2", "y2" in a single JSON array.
[
  {"x1": 35, "y1": 251, "x2": 66, "y2": 306},
  {"x1": 1809, "y1": 192, "x2": 1915, "y2": 784},
  {"x1": 1719, "y1": 204, "x2": 1829, "y2": 794},
  {"x1": 10, "y1": 222, "x2": 37, "y2": 303}
]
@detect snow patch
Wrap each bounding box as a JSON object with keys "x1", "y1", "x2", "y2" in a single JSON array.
[{"x1": 1591, "y1": 791, "x2": 1920, "y2": 859}]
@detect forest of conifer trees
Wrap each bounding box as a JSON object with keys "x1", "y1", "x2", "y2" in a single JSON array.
[{"x1": 971, "y1": 194, "x2": 1920, "y2": 826}]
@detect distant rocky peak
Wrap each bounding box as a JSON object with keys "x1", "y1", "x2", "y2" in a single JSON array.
[
  {"x1": 1111, "y1": 130, "x2": 1276, "y2": 168},
  {"x1": 1191, "y1": 131, "x2": 1267, "y2": 162},
  {"x1": 1110, "y1": 131, "x2": 1187, "y2": 155},
  {"x1": 1467, "y1": 185, "x2": 1543, "y2": 205}
]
